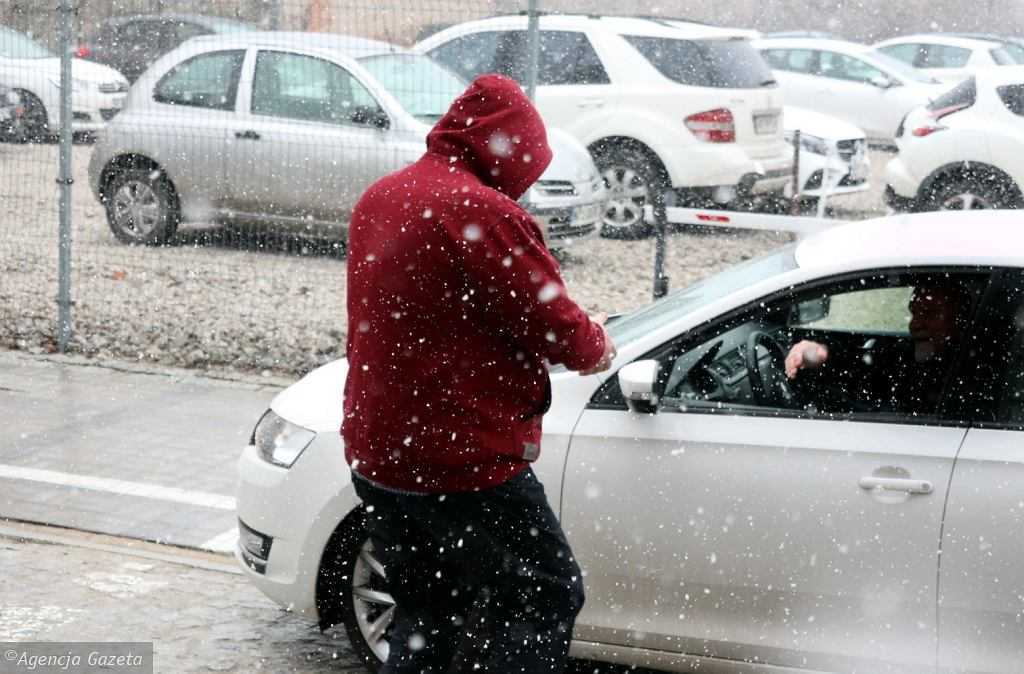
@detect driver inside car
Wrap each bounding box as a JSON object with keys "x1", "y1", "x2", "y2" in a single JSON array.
[{"x1": 783, "y1": 282, "x2": 971, "y2": 416}]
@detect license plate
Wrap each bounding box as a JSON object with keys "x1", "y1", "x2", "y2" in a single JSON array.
[
  {"x1": 572, "y1": 202, "x2": 602, "y2": 225},
  {"x1": 754, "y1": 113, "x2": 778, "y2": 135}
]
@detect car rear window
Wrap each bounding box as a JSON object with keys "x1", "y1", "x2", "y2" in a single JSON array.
[
  {"x1": 997, "y1": 84, "x2": 1024, "y2": 116},
  {"x1": 623, "y1": 35, "x2": 775, "y2": 88},
  {"x1": 928, "y1": 76, "x2": 976, "y2": 112}
]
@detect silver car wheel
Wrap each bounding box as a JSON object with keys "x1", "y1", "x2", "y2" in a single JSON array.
[
  {"x1": 601, "y1": 165, "x2": 649, "y2": 230},
  {"x1": 111, "y1": 181, "x2": 163, "y2": 240},
  {"x1": 940, "y1": 191, "x2": 992, "y2": 210},
  {"x1": 351, "y1": 539, "x2": 394, "y2": 664}
]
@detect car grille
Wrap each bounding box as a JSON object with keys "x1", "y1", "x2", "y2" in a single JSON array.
[
  {"x1": 99, "y1": 108, "x2": 120, "y2": 121},
  {"x1": 836, "y1": 139, "x2": 864, "y2": 162},
  {"x1": 99, "y1": 81, "x2": 128, "y2": 94},
  {"x1": 533, "y1": 180, "x2": 576, "y2": 197}
]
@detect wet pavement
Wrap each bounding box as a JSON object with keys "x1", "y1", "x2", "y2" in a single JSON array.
[{"x1": 0, "y1": 521, "x2": 365, "y2": 673}]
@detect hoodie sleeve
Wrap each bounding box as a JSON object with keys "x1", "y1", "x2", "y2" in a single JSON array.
[{"x1": 446, "y1": 202, "x2": 607, "y2": 371}]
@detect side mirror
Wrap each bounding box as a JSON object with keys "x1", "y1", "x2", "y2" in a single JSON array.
[
  {"x1": 350, "y1": 105, "x2": 390, "y2": 129},
  {"x1": 870, "y1": 75, "x2": 895, "y2": 89},
  {"x1": 618, "y1": 359, "x2": 660, "y2": 414},
  {"x1": 791, "y1": 296, "x2": 831, "y2": 325}
]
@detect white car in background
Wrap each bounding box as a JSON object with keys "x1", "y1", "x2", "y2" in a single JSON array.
[
  {"x1": 784, "y1": 105, "x2": 870, "y2": 203},
  {"x1": 874, "y1": 34, "x2": 1024, "y2": 85},
  {"x1": 756, "y1": 37, "x2": 947, "y2": 142},
  {"x1": 0, "y1": 25, "x2": 128, "y2": 139},
  {"x1": 235, "y1": 211, "x2": 1024, "y2": 674},
  {"x1": 886, "y1": 67, "x2": 1024, "y2": 211},
  {"x1": 88, "y1": 32, "x2": 605, "y2": 248},
  {"x1": 417, "y1": 15, "x2": 793, "y2": 239}
]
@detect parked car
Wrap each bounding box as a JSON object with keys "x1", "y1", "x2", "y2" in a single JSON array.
[
  {"x1": 784, "y1": 105, "x2": 870, "y2": 203},
  {"x1": 756, "y1": 37, "x2": 947, "y2": 142},
  {"x1": 0, "y1": 25, "x2": 128, "y2": 140},
  {"x1": 0, "y1": 80, "x2": 22, "y2": 140},
  {"x1": 235, "y1": 210, "x2": 1024, "y2": 674},
  {"x1": 76, "y1": 13, "x2": 255, "y2": 83},
  {"x1": 88, "y1": 32, "x2": 605, "y2": 248},
  {"x1": 416, "y1": 15, "x2": 793, "y2": 238},
  {"x1": 873, "y1": 34, "x2": 1024, "y2": 85},
  {"x1": 885, "y1": 67, "x2": 1024, "y2": 212}
]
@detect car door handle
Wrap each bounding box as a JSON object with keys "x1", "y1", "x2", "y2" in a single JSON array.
[
  {"x1": 858, "y1": 476, "x2": 933, "y2": 494},
  {"x1": 235, "y1": 130, "x2": 261, "y2": 140},
  {"x1": 577, "y1": 98, "x2": 605, "y2": 108}
]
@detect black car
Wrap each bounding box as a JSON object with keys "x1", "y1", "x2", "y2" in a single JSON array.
[{"x1": 76, "y1": 13, "x2": 254, "y2": 82}]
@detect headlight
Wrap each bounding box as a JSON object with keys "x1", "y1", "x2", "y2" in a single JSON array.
[
  {"x1": 99, "y1": 81, "x2": 127, "y2": 94},
  {"x1": 786, "y1": 132, "x2": 830, "y2": 156},
  {"x1": 252, "y1": 409, "x2": 315, "y2": 468}
]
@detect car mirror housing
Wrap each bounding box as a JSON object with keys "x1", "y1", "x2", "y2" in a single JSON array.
[
  {"x1": 871, "y1": 75, "x2": 895, "y2": 89},
  {"x1": 618, "y1": 359, "x2": 660, "y2": 414}
]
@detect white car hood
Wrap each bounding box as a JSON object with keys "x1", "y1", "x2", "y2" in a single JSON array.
[
  {"x1": 24, "y1": 57, "x2": 125, "y2": 83},
  {"x1": 272, "y1": 359, "x2": 349, "y2": 434},
  {"x1": 785, "y1": 105, "x2": 865, "y2": 140}
]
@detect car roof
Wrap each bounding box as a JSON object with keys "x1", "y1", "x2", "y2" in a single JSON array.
[
  {"x1": 435, "y1": 14, "x2": 753, "y2": 40},
  {"x1": 187, "y1": 31, "x2": 402, "y2": 57},
  {"x1": 875, "y1": 34, "x2": 1006, "y2": 50},
  {"x1": 753, "y1": 37, "x2": 871, "y2": 54},
  {"x1": 795, "y1": 211, "x2": 1024, "y2": 271}
]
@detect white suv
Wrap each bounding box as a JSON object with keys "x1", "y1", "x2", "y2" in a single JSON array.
[{"x1": 416, "y1": 15, "x2": 792, "y2": 238}]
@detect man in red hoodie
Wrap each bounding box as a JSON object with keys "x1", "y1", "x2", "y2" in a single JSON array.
[{"x1": 342, "y1": 74, "x2": 615, "y2": 673}]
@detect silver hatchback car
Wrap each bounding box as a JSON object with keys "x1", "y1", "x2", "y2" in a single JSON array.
[{"x1": 88, "y1": 32, "x2": 606, "y2": 248}]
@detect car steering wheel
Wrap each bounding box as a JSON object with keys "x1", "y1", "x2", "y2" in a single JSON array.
[{"x1": 745, "y1": 331, "x2": 796, "y2": 409}]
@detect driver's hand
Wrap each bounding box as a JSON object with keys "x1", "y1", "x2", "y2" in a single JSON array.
[
  {"x1": 580, "y1": 316, "x2": 616, "y2": 376},
  {"x1": 785, "y1": 340, "x2": 828, "y2": 379}
]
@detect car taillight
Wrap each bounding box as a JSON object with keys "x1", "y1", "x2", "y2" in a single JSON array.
[
  {"x1": 911, "y1": 102, "x2": 971, "y2": 137},
  {"x1": 74, "y1": 45, "x2": 91, "y2": 58},
  {"x1": 685, "y1": 108, "x2": 735, "y2": 143}
]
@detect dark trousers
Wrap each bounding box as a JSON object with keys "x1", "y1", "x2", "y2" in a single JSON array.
[{"x1": 352, "y1": 467, "x2": 585, "y2": 674}]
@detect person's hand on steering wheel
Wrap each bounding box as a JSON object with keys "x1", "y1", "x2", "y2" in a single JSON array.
[{"x1": 784, "y1": 340, "x2": 829, "y2": 379}]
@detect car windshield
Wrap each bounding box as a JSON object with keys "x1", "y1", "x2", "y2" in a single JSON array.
[
  {"x1": 0, "y1": 26, "x2": 54, "y2": 59},
  {"x1": 867, "y1": 49, "x2": 938, "y2": 83},
  {"x1": 604, "y1": 244, "x2": 798, "y2": 348},
  {"x1": 357, "y1": 53, "x2": 466, "y2": 123}
]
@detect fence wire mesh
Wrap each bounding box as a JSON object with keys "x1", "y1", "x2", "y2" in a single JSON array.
[{"x1": 2, "y1": 0, "x2": 1018, "y2": 376}]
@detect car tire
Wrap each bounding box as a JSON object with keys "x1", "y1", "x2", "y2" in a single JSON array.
[
  {"x1": 11, "y1": 90, "x2": 49, "y2": 143},
  {"x1": 103, "y1": 168, "x2": 179, "y2": 245},
  {"x1": 333, "y1": 513, "x2": 391, "y2": 674},
  {"x1": 592, "y1": 145, "x2": 666, "y2": 240},
  {"x1": 929, "y1": 176, "x2": 1020, "y2": 212}
]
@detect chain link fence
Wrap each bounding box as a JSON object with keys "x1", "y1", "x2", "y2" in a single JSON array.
[{"x1": 2, "y1": 0, "x2": 1019, "y2": 377}]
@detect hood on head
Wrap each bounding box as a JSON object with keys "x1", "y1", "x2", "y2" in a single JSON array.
[{"x1": 426, "y1": 74, "x2": 552, "y2": 201}]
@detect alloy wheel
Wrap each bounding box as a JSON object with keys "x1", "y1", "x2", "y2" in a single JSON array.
[
  {"x1": 351, "y1": 539, "x2": 394, "y2": 664},
  {"x1": 111, "y1": 180, "x2": 163, "y2": 240},
  {"x1": 940, "y1": 191, "x2": 992, "y2": 210},
  {"x1": 600, "y1": 165, "x2": 650, "y2": 231}
]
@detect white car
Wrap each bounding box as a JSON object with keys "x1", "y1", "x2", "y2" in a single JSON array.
[
  {"x1": 756, "y1": 37, "x2": 947, "y2": 142},
  {"x1": 0, "y1": 25, "x2": 127, "y2": 139},
  {"x1": 236, "y1": 211, "x2": 1024, "y2": 674},
  {"x1": 784, "y1": 105, "x2": 870, "y2": 202},
  {"x1": 87, "y1": 32, "x2": 605, "y2": 247},
  {"x1": 416, "y1": 15, "x2": 793, "y2": 239},
  {"x1": 874, "y1": 34, "x2": 1024, "y2": 85},
  {"x1": 886, "y1": 66, "x2": 1024, "y2": 212}
]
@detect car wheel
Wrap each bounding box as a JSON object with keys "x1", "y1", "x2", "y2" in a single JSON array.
[
  {"x1": 930, "y1": 177, "x2": 1018, "y2": 211},
  {"x1": 103, "y1": 168, "x2": 179, "y2": 245},
  {"x1": 11, "y1": 90, "x2": 49, "y2": 143},
  {"x1": 592, "y1": 145, "x2": 665, "y2": 240},
  {"x1": 336, "y1": 516, "x2": 392, "y2": 673}
]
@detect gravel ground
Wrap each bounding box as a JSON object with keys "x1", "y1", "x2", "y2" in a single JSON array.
[{"x1": 0, "y1": 141, "x2": 890, "y2": 379}]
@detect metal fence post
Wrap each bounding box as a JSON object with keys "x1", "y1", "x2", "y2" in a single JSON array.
[
  {"x1": 525, "y1": 0, "x2": 540, "y2": 101},
  {"x1": 56, "y1": 0, "x2": 74, "y2": 351},
  {"x1": 652, "y1": 189, "x2": 672, "y2": 300},
  {"x1": 789, "y1": 129, "x2": 801, "y2": 216}
]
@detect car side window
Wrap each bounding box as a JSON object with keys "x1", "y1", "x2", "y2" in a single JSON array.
[
  {"x1": 622, "y1": 272, "x2": 986, "y2": 423},
  {"x1": 877, "y1": 43, "x2": 920, "y2": 65},
  {"x1": 427, "y1": 32, "x2": 500, "y2": 82},
  {"x1": 997, "y1": 84, "x2": 1024, "y2": 116},
  {"x1": 153, "y1": 49, "x2": 245, "y2": 110},
  {"x1": 922, "y1": 44, "x2": 971, "y2": 68},
  {"x1": 252, "y1": 51, "x2": 384, "y2": 127},
  {"x1": 818, "y1": 51, "x2": 884, "y2": 83},
  {"x1": 763, "y1": 48, "x2": 815, "y2": 74},
  {"x1": 536, "y1": 31, "x2": 609, "y2": 85}
]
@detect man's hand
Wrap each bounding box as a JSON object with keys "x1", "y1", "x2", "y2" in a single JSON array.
[
  {"x1": 580, "y1": 313, "x2": 616, "y2": 376},
  {"x1": 784, "y1": 340, "x2": 828, "y2": 379}
]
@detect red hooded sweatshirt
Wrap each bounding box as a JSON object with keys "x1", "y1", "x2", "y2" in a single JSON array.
[{"x1": 342, "y1": 74, "x2": 607, "y2": 493}]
